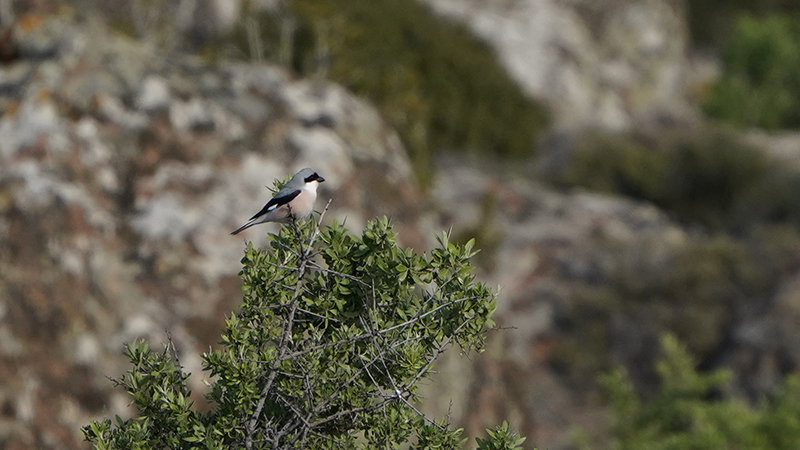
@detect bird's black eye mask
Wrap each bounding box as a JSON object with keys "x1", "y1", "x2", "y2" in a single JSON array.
[{"x1": 304, "y1": 173, "x2": 325, "y2": 183}]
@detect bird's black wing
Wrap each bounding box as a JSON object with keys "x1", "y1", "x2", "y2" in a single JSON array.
[{"x1": 249, "y1": 189, "x2": 301, "y2": 220}]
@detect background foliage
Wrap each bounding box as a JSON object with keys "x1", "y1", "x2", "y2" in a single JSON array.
[
  {"x1": 542, "y1": 126, "x2": 800, "y2": 391},
  {"x1": 549, "y1": 226, "x2": 800, "y2": 394},
  {"x1": 703, "y1": 14, "x2": 800, "y2": 129},
  {"x1": 545, "y1": 127, "x2": 800, "y2": 232},
  {"x1": 686, "y1": 0, "x2": 800, "y2": 48},
  {"x1": 600, "y1": 335, "x2": 800, "y2": 450}
]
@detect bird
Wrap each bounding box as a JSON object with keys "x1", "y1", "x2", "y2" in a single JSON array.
[{"x1": 231, "y1": 168, "x2": 325, "y2": 235}]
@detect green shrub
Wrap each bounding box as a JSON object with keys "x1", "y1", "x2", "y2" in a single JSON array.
[
  {"x1": 686, "y1": 1, "x2": 800, "y2": 48},
  {"x1": 83, "y1": 209, "x2": 533, "y2": 449},
  {"x1": 220, "y1": 0, "x2": 548, "y2": 184},
  {"x1": 704, "y1": 14, "x2": 800, "y2": 129},
  {"x1": 543, "y1": 127, "x2": 800, "y2": 389},
  {"x1": 601, "y1": 334, "x2": 800, "y2": 450},
  {"x1": 545, "y1": 127, "x2": 800, "y2": 232},
  {"x1": 551, "y1": 225, "x2": 800, "y2": 393},
  {"x1": 476, "y1": 421, "x2": 527, "y2": 450}
]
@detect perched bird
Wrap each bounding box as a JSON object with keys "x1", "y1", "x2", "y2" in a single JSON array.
[{"x1": 231, "y1": 168, "x2": 325, "y2": 235}]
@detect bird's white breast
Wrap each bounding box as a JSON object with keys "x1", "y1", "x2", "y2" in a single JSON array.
[
  {"x1": 304, "y1": 180, "x2": 319, "y2": 194},
  {"x1": 290, "y1": 180, "x2": 319, "y2": 218}
]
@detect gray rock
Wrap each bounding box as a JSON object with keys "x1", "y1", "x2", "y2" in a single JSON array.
[
  {"x1": 96, "y1": 94, "x2": 149, "y2": 130},
  {"x1": 169, "y1": 97, "x2": 216, "y2": 132},
  {"x1": 0, "y1": 13, "x2": 426, "y2": 450},
  {"x1": 421, "y1": 156, "x2": 688, "y2": 448},
  {"x1": 287, "y1": 126, "x2": 353, "y2": 189},
  {"x1": 136, "y1": 75, "x2": 171, "y2": 111},
  {"x1": 62, "y1": 71, "x2": 126, "y2": 112},
  {"x1": 423, "y1": 0, "x2": 696, "y2": 130},
  {"x1": 0, "y1": 97, "x2": 67, "y2": 158},
  {"x1": 281, "y1": 80, "x2": 344, "y2": 127},
  {"x1": 0, "y1": 62, "x2": 36, "y2": 97}
]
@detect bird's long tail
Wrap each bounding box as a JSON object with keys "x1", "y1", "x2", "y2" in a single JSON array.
[{"x1": 231, "y1": 220, "x2": 256, "y2": 235}]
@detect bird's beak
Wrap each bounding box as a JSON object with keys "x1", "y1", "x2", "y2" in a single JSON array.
[{"x1": 317, "y1": 176, "x2": 325, "y2": 183}]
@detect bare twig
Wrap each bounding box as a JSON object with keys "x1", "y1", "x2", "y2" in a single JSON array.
[
  {"x1": 296, "y1": 307, "x2": 342, "y2": 323},
  {"x1": 307, "y1": 262, "x2": 371, "y2": 287},
  {"x1": 284, "y1": 295, "x2": 477, "y2": 361}
]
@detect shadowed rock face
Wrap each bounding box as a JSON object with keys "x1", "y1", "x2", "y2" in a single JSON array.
[
  {"x1": 419, "y1": 150, "x2": 800, "y2": 449},
  {"x1": 420, "y1": 158, "x2": 689, "y2": 448},
  {"x1": 0, "y1": 15, "x2": 422, "y2": 449}
]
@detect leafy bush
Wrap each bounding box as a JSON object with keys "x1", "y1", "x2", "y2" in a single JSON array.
[
  {"x1": 704, "y1": 14, "x2": 800, "y2": 129},
  {"x1": 545, "y1": 127, "x2": 800, "y2": 231},
  {"x1": 220, "y1": 0, "x2": 548, "y2": 183},
  {"x1": 83, "y1": 210, "x2": 533, "y2": 449},
  {"x1": 686, "y1": 1, "x2": 800, "y2": 48},
  {"x1": 541, "y1": 126, "x2": 800, "y2": 390},
  {"x1": 551, "y1": 224, "x2": 800, "y2": 393},
  {"x1": 601, "y1": 334, "x2": 800, "y2": 450},
  {"x1": 476, "y1": 421, "x2": 527, "y2": 450}
]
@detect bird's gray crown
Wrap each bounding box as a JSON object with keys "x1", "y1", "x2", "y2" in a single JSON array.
[
  {"x1": 295, "y1": 168, "x2": 316, "y2": 180},
  {"x1": 293, "y1": 167, "x2": 324, "y2": 184}
]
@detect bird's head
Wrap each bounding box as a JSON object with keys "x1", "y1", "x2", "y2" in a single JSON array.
[{"x1": 297, "y1": 168, "x2": 325, "y2": 184}]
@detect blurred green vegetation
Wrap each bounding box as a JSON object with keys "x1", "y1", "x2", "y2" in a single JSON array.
[
  {"x1": 687, "y1": 1, "x2": 800, "y2": 48},
  {"x1": 216, "y1": 0, "x2": 548, "y2": 184},
  {"x1": 703, "y1": 14, "x2": 800, "y2": 129},
  {"x1": 552, "y1": 225, "x2": 800, "y2": 391},
  {"x1": 546, "y1": 127, "x2": 800, "y2": 232},
  {"x1": 600, "y1": 334, "x2": 800, "y2": 450},
  {"x1": 545, "y1": 126, "x2": 800, "y2": 389}
]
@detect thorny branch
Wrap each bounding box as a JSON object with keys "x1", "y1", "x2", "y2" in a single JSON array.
[{"x1": 245, "y1": 200, "x2": 331, "y2": 450}]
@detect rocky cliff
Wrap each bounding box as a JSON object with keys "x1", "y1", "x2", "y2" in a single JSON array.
[
  {"x1": 3, "y1": 3, "x2": 800, "y2": 450},
  {"x1": 423, "y1": 0, "x2": 696, "y2": 130},
  {"x1": 0, "y1": 14, "x2": 425, "y2": 448}
]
